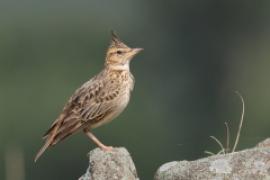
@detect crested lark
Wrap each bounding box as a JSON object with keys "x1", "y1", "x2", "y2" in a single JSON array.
[{"x1": 35, "y1": 31, "x2": 143, "y2": 162}]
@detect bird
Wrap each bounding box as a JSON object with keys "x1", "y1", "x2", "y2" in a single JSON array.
[{"x1": 34, "y1": 31, "x2": 143, "y2": 162}]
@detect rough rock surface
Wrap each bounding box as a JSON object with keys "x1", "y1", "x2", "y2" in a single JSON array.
[
  {"x1": 155, "y1": 138, "x2": 270, "y2": 180},
  {"x1": 79, "y1": 147, "x2": 139, "y2": 180}
]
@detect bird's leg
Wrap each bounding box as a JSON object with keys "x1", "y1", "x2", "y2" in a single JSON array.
[{"x1": 83, "y1": 128, "x2": 113, "y2": 152}]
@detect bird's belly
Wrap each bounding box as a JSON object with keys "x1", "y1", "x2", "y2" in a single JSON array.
[{"x1": 90, "y1": 93, "x2": 130, "y2": 129}]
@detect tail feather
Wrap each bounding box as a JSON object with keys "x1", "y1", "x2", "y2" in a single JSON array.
[
  {"x1": 34, "y1": 137, "x2": 52, "y2": 162},
  {"x1": 35, "y1": 122, "x2": 60, "y2": 162},
  {"x1": 35, "y1": 116, "x2": 83, "y2": 162},
  {"x1": 42, "y1": 123, "x2": 57, "y2": 139},
  {"x1": 52, "y1": 122, "x2": 82, "y2": 145}
]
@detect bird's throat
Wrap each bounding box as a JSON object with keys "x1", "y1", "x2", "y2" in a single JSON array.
[{"x1": 106, "y1": 62, "x2": 130, "y2": 71}]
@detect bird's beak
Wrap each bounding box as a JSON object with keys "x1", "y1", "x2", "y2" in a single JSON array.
[
  {"x1": 133, "y1": 48, "x2": 144, "y2": 54},
  {"x1": 125, "y1": 48, "x2": 143, "y2": 61},
  {"x1": 129, "y1": 48, "x2": 143, "y2": 58}
]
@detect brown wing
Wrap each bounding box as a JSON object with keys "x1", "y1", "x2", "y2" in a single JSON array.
[{"x1": 35, "y1": 73, "x2": 120, "y2": 162}]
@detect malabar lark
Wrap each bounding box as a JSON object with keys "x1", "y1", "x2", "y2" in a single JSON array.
[{"x1": 35, "y1": 31, "x2": 143, "y2": 162}]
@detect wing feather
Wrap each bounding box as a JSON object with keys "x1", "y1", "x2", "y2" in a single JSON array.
[{"x1": 35, "y1": 71, "x2": 121, "y2": 161}]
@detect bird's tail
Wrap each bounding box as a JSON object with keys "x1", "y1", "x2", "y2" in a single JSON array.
[
  {"x1": 34, "y1": 123, "x2": 60, "y2": 162},
  {"x1": 34, "y1": 137, "x2": 52, "y2": 162}
]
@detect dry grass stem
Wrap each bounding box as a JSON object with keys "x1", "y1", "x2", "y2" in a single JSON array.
[
  {"x1": 232, "y1": 91, "x2": 245, "y2": 152},
  {"x1": 225, "y1": 122, "x2": 230, "y2": 153},
  {"x1": 205, "y1": 91, "x2": 245, "y2": 155}
]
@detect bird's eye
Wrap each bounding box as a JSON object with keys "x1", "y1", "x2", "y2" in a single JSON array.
[{"x1": 116, "y1": 50, "x2": 123, "y2": 55}]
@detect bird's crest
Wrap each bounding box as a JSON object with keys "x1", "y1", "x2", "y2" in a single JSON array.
[{"x1": 110, "y1": 30, "x2": 129, "y2": 48}]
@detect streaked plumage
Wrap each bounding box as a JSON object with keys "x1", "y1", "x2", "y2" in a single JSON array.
[{"x1": 35, "y1": 32, "x2": 142, "y2": 162}]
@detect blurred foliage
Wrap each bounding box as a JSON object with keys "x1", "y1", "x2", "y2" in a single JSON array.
[{"x1": 0, "y1": 0, "x2": 270, "y2": 179}]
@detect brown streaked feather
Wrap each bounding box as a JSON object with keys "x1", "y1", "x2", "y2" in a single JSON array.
[
  {"x1": 42, "y1": 123, "x2": 57, "y2": 139},
  {"x1": 35, "y1": 70, "x2": 127, "y2": 161},
  {"x1": 42, "y1": 105, "x2": 75, "y2": 139},
  {"x1": 52, "y1": 121, "x2": 82, "y2": 145},
  {"x1": 35, "y1": 113, "x2": 82, "y2": 161},
  {"x1": 34, "y1": 116, "x2": 62, "y2": 162}
]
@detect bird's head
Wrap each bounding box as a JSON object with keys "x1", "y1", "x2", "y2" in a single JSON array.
[{"x1": 105, "y1": 31, "x2": 143, "y2": 70}]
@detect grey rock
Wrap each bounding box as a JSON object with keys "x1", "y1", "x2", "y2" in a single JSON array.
[
  {"x1": 256, "y1": 138, "x2": 270, "y2": 148},
  {"x1": 155, "y1": 138, "x2": 270, "y2": 180},
  {"x1": 79, "y1": 147, "x2": 139, "y2": 180}
]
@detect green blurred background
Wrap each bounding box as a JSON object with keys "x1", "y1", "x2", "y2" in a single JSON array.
[{"x1": 1, "y1": 0, "x2": 270, "y2": 179}]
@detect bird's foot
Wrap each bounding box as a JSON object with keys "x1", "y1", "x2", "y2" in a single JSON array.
[{"x1": 100, "y1": 145, "x2": 113, "y2": 152}]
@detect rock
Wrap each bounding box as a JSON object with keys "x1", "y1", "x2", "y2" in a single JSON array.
[
  {"x1": 79, "y1": 147, "x2": 139, "y2": 180},
  {"x1": 256, "y1": 138, "x2": 270, "y2": 148},
  {"x1": 155, "y1": 138, "x2": 270, "y2": 180}
]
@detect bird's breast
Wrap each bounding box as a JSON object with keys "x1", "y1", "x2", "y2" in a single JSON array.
[
  {"x1": 90, "y1": 91, "x2": 130, "y2": 129},
  {"x1": 90, "y1": 73, "x2": 134, "y2": 129}
]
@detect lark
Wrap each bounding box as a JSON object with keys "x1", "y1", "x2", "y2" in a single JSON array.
[{"x1": 35, "y1": 31, "x2": 143, "y2": 162}]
